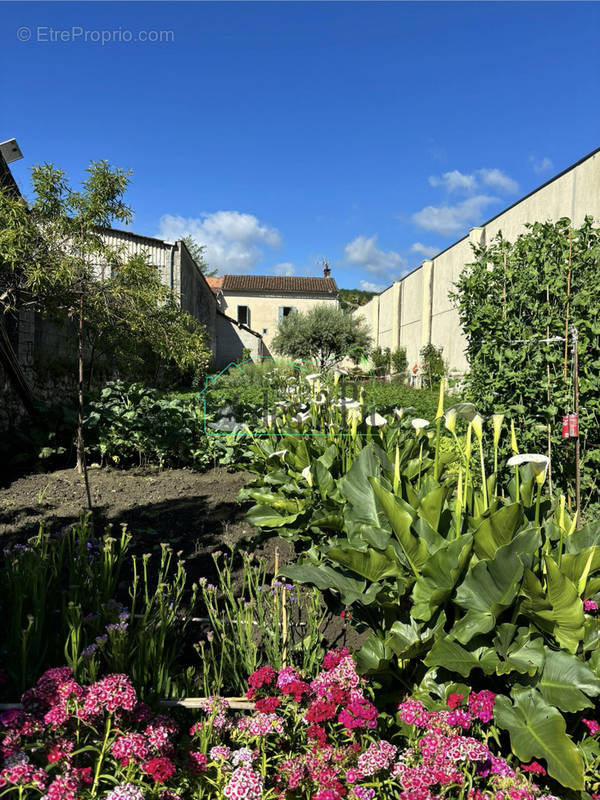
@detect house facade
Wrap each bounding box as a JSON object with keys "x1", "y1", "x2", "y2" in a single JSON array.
[{"x1": 210, "y1": 270, "x2": 339, "y2": 356}]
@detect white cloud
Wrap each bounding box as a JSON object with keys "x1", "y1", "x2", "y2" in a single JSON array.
[
  {"x1": 157, "y1": 211, "x2": 281, "y2": 274},
  {"x1": 428, "y1": 168, "x2": 518, "y2": 196},
  {"x1": 429, "y1": 170, "x2": 477, "y2": 193},
  {"x1": 412, "y1": 195, "x2": 498, "y2": 237},
  {"x1": 410, "y1": 242, "x2": 439, "y2": 259},
  {"x1": 273, "y1": 262, "x2": 295, "y2": 276},
  {"x1": 344, "y1": 234, "x2": 406, "y2": 279},
  {"x1": 478, "y1": 168, "x2": 519, "y2": 194},
  {"x1": 359, "y1": 280, "x2": 386, "y2": 293},
  {"x1": 530, "y1": 155, "x2": 554, "y2": 175}
]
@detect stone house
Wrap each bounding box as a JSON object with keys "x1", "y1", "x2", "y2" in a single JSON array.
[{"x1": 208, "y1": 268, "x2": 339, "y2": 356}]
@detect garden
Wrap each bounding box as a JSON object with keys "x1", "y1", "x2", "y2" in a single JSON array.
[
  {"x1": 2, "y1": 355, "x2": 600, "y2": 800},
  {"x1": 2, "y1": 164, "x2": 600, "y2": 800}
]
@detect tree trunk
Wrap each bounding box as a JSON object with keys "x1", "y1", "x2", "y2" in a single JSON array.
[{"x1": 76, "y1": 296, "x2": 93, "y2": 510}]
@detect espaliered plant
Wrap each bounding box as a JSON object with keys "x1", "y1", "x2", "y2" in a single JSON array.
[{"x1": 452, "y1": 216, "x2": 600, "y2": 517}]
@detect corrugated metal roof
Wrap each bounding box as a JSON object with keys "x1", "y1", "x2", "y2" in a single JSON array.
[{"x1": 221, "y1": 275, "x2": 338, "y2": 293}]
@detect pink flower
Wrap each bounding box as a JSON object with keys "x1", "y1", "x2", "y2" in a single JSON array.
[
  {"x1": 188, "y1": 751, "x2": 207, "y2": 774},
  {"x1": 447, "y1": 693, "x2": 465, "y2": 709},
  {"x1": 247, "y1": 666, "x2": 276, "y2": 689},
  {"x1": 521, "y1": 761, "x2": 546, "y2": 775},
  {"x1": 80, "y1": 674, "x2": 137, "y2": 718},
  {"x1": 142, "y1": 756, "x2": 176, "y2": 783},
  {"x1": 223, "y1": 766, "x2": 263, "y2": 800},
  {"x1": 468, "y1": 690, "x2": 496, "y2": 723},
  {"x1": 111, "y1": 733, "x2": 149, "y2": 766},
  {"x1": 584, "y1": 600, "x2": 598, "y2": 613},
  {"x1": 583, "y1": 718, "x2": 600, "y2": 735}
]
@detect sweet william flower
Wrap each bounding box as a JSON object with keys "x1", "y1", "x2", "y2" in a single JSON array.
[{"x1": 583, "y1": 718, "x2": 600, "y2": 735}]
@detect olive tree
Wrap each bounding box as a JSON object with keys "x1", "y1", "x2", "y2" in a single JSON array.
[{"x1": 271, "y1": 304, "x2": 371, "y2": 369}]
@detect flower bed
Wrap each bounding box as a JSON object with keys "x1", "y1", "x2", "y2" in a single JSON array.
[{"x1": 0, "y1": 651, "x2": 561, "y2": 800}]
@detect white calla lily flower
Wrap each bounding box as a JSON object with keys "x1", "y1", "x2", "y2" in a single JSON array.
[
  {"x1": 472, "y1": 414, "x2": 484, "y2": 441},
  {"x1": 301, "y1": 465, "x2": 313, "y2": 486},
  {"x1": 411, "y1": 418, "x2": 430, "y2": 430},
  {"x1": 337, "y1": 398, "x2": 361, "y2": 409},
  {"x1": 268, "y1": 449, "x2": 289, "y2": 460},
  {"x1": 507, "y1": 453, "x2": 550, "y2": 485},
  {"x1": 444, "y1": 408, "x2": 457, "y2": 434},
  {"x1": 365, "y1": 411, "x2": 387, "y2": 427},
  {"x1": 292, "y1": 411, "x2": 311, "y2": 424}
]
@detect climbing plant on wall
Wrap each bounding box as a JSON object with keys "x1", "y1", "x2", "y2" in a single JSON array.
[{"x1": 452, "y1": 216, "x2": 600, "y2": 515}]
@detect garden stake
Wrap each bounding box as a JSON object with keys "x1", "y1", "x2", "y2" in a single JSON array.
[
  {"x1": 572, "y1": 325, "x2": 581, "y2": 526},
  {"x1": 563, "y1": 230, "x2": 572, "y2": 377}
]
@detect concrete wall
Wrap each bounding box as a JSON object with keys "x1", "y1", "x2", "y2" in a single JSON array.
[
  {"x1": 215, "y1": 313, "x2": 264, "y2": 368},
  {"x1": 176, "y1": 240, "x2": 218, "y2": 359},
  {"x1": 220, "y1": 293, "x2": 338, "y2": 353},
  {"x1": 355, "y1": 148, "x2": 600, "y2": 374}
]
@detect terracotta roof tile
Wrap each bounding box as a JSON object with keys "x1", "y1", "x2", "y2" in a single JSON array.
[
  {"x1": 206, "y1": 276, "x2": 223, "y2": 292},
  {"x1": 221, "y1": 275, "x2": 338, "y2": 294}
]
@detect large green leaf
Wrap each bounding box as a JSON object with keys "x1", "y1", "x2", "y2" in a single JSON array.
[
  {"x1": 355, "y1": 633, "x2": 392, "y2": 674},
  {"x1": 560, "y1": 546, "x2": 600, "y2": 593},
  {"x1": 495, "y1": 689, "x2": 584, "y2": 790},
  {"x1": 452, "y1": 529, "x2": 540, "y2": 644},
  {"x1": 544, "y1": 555, "x2": 585, "y2": 654},
  {"x1": 245, "y1": 504, "x2": 301, "y2": 528},
  {"x1": 411, "y1": 534, "x2": 472, "y2": 622},
  {"x1": 494, "y1": 626, "x2": 546, "y2": 677},
  {"x1": 416, "y1": 485, "x2": 448, "y2": 531},
  {"x1": 326, "y1": 543, "x2": 406, "y2": 583},
  {"x1": 312, "y1": 460, "x2": 335, "y2": 498},
  {"x1": 340, "y1": 444, "x2": 390, "y2": 526},
  {"x1": 473, "y1": 502, "x2": 525, "y2": 559},
  {"x1": 280, "y1": 562, "x2": 380, "y2": 607},
  {"x1": 424, "y1": 636, "x2": 499, "y2": 677},
  {"x1": 537, "y1": 649, "x2": 600, "y2": 712},
  {"x1": 369, "y1": 477, "x2": 428, "y2": 575}
]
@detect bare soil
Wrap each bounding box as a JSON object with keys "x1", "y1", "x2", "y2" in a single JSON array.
[
  {"x1": 0, "y1": 465, "x2": 357, "y2": 653},
  {"x1": 0, "y1": 466, "x2": 295, "y2": 580}
]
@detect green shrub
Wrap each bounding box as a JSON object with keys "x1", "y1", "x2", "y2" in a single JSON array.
[
  {"x1": 391, "y1": 346, "x2": 408, "y2": 375},
  {"x1": 84, "y1": 380, "x2": 216, "y2": 468}
]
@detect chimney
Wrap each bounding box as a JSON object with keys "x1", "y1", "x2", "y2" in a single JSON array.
[{"x1": 323, "y1": 260, "x2": 331, "y2": 278}]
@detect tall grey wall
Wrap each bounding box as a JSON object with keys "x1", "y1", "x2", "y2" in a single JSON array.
[{"x1": 355, "y1": 148, "x2": 600, "y2": 373}]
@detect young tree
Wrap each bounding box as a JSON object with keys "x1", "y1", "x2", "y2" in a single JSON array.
[
  {"x1": 371, "y1": 346, "x2": 391, "y2": 376},
  {"x1": 420, "y1": 343, "x2": 445, "y2": 389},
  {"x1": 0, "y1": 161, "x2": 212, "y2": 500},
  {"x1": 271, "y1": 304, "x2": 371, "y2": 370},
  {"x1": 391, "y1": 346, "x2": 408, "y2": 376}
]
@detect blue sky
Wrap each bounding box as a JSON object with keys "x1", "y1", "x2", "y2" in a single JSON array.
[{"x1": 2, "y1": 1, "x2": 599, "y2": 290}]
